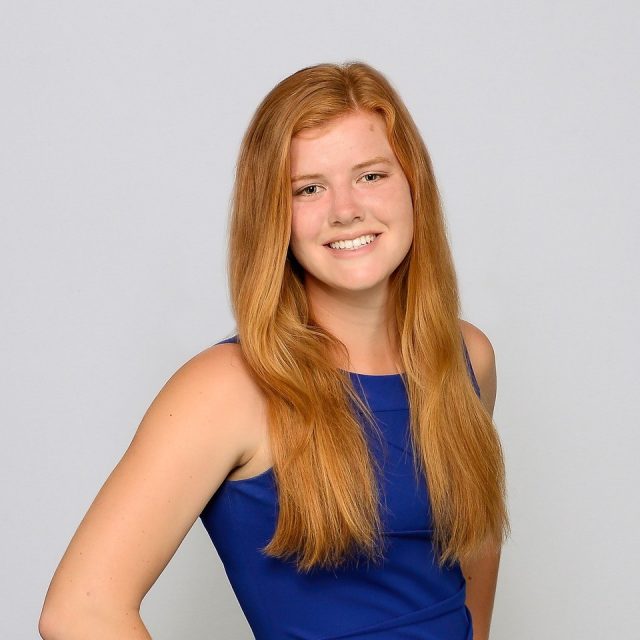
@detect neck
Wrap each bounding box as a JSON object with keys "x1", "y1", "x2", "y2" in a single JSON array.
[{"x1": 304, "y1": 278, "x2": 402, "y2": 375}]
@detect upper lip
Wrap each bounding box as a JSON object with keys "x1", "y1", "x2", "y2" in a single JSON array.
[{"x1": 324, "y1": 232, "x2": 381, "y2": 245}]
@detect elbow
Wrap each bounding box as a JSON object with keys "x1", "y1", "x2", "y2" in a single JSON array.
[
  {"x1": 38, "y1": 597, "x2": 147, "y2": 640},
  {"x1": 38, "y1": 598, "x2": 90, "y2": 640},
  {"x1": 38, "y1": 604, "x2": 64, "y2": 640}
]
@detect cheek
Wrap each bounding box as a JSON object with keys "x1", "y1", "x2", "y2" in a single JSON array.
[
  {"x1": 289, "y1": 213, "x2": 316, "y2": 264},
  {"x1": 401, "y1": 187, "x2": 414, "y2": 230},
  {"x1": 399, "y1": 197, "x2": 415, "y2": 249},
  {"x1": 290, "y1": 207, "x2": 322, "y2": 242},
  {"x1": 289, "y1": 213, "x2": 305, "y2": 249}
]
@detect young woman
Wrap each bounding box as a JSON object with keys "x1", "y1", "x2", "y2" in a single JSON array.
[{"x1": 40, "y1": 62, "x2": 509, "y2": 640}]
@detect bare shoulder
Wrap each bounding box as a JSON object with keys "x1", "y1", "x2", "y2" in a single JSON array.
[
  {"x1": 193, "y1": 340, "x2": 265, "y2": 409},
  {"x1": 458, "y1": 319, "x2": 497, "y2": 415},
  {"x1": 174, "y1": 341, "x2": 268, "y2": 468}
]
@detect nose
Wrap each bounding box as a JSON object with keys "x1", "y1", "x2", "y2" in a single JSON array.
[{"x1": 330, "y1": 184, "x2": 363, "y2": 225}]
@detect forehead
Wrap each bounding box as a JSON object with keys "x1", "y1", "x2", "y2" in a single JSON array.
[{"x1": 289, "y1": 111, "x2": 393, "y2": 170}]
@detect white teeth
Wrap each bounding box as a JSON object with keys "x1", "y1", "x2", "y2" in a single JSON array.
[{"x1": 329, "y1": 234, "x2": 377, "y2": 250}]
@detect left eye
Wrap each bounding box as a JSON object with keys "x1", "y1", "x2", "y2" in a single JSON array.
[{"x1": 362, "y1": 173, "x2": 382, "y2": 182}]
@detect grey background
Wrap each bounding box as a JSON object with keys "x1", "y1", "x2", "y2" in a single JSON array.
[{"x1": 2, "y1": 1, "x2": 638, "y2": 638}]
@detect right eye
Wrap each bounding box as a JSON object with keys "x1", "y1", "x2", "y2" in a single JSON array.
[{"x1": 295, "y1": 184, "x2": 322, "y2": 197}]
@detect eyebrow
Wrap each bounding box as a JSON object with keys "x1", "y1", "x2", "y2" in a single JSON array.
[{"x1": 290, "y1": 156, "x2": 393, "y2": 183}]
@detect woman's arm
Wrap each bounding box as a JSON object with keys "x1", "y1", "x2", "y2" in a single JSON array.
[
  {"x1": 458, "y1": 320, "x2": 502, "y2": 640},
  {"x1": 460, "y1": 547, "x2": 501, "y2": 640},
  {"x1": 39, "y1": 344, "x2": 261, "y2": 639}
]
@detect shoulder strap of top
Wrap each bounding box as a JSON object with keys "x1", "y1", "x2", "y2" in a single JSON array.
[
  {"x1": 216, "y1": 334, "x2": 239, "y2": 345},
  {"x1": 461, "y1": 335, "x2": 481, "y2": 399}
]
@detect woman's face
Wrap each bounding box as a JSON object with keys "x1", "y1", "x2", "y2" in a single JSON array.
[{"x1": 289, "y1": 110, "x2": 414, "y2": 299}]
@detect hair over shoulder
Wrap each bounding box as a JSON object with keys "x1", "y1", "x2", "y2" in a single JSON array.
[{"x1": 227, "y1": 61, "x2": 509, "y2": 572}]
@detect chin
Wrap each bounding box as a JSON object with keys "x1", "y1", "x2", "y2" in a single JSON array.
[{"x1": 332, "y1": 277, "x2": 390, "y2": 293}]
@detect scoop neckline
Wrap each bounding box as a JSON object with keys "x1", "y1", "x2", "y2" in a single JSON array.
[{"x1": 342, "y1": 369, "x2": 406, "y2": 378}]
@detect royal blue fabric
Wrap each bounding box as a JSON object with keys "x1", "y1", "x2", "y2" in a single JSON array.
[{"x1": 200, "y1": 334, "x2": 481, "y2": 639}]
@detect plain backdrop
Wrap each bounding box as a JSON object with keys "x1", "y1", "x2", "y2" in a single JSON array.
[{"x1": 2, "y1": 1, "x2": 638, "y2": 638}]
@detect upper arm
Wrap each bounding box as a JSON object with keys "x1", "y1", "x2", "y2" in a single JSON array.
[
  {"x1": 458, "y1": 320, "x2": 502, "y2": 639},
  {"x1": 42, "y1": 343, "x2": 263, "y2": 622},
  {"x1": 459, "y1": 319, "x2": 497, "y2": 417}
]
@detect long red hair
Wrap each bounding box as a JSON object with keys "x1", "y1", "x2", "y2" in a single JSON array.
[{"x1": 227, "y1": 61, "x2": 509, "y2": 572}]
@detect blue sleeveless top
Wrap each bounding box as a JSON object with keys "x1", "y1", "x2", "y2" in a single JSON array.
[{"x1": 200, "y1": 334, "x2": 481, "y2": 639}]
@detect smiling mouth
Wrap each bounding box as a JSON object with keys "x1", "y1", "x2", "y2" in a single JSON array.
[{"x1": 324, "y1": 233, "x2": 380, "y2": 251}]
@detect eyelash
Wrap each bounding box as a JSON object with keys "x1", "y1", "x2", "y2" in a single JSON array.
[{"x1": 294, "y1": 172, "x2": 386, "y2": 197}]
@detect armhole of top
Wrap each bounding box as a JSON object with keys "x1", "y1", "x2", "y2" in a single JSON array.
[{"x1": 461, "y1": 335, "x2": 481, "y2": 399}]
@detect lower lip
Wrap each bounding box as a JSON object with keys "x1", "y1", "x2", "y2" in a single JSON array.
[{"x1": 324, "y1": 235, "x2": 381, "y2": 258}]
